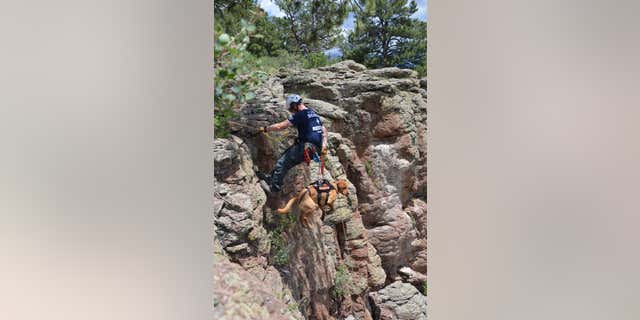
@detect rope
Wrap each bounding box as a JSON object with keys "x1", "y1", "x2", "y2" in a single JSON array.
[{"x1": 303, "y1": 147, "x2": 311, "y2": 166}]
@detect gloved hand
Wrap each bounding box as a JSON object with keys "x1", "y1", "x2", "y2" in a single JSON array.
[
  {"x1": 321, "y1": 146, "x2": 328, "y2": 155},
  {"x1": 259, "y1": 126, "x2": 268, "y2": 133}
]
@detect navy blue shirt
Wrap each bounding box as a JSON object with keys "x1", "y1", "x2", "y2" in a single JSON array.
[{"x1": 288, "y1": 108, "x2": 323, "y2": 148}]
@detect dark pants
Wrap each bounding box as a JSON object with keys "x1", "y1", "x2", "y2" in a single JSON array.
[{"x1": 270, "y1": 141, "x2": 321, "y2": 192}]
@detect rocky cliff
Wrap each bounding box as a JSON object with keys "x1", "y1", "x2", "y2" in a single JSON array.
[{"x1": 213, "y1": 60, "x2": 428, "y2": 320}]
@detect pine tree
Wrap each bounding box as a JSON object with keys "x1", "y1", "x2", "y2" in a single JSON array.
[
  {"x1": 344, "y1": 0, "x2": 425, "y2": 68},
  {"x1": 214, "y1": 0, "x2": 258, "y2": 35},
  {"x1": 248, "y1": 14, "x2": 290, "y2": 57},
  {"x1": 275, "y1": 0, "x2": 349, "y2": 54}
]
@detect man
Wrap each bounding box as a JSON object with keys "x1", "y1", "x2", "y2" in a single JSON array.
[{"x1": 258, "y1": 94, "x2": 328, "y2": 194}]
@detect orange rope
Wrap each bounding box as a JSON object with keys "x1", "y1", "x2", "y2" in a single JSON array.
[{"x1": 303, "y1": 147, "x2": 311, "y2": 166}]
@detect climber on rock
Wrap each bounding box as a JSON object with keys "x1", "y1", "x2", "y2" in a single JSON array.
[{"x1": 257, "y1": 94, "x2": 328, "y2": 194}]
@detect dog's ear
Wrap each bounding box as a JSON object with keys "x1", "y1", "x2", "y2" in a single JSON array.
[{"x1": 337, "y1": 180, "x2": 349, "y2": 195}]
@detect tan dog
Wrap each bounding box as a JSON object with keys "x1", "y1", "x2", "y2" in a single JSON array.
[{"x1": 277, "y1": 179, "x2": 350, "y2": 227}]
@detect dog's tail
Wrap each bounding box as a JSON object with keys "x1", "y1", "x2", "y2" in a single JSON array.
[
  {"x1": 276, "y1": 189, "x2": 308, "y2": 214},
  {"x1": 277, "y1": 196, "x2": 297, "y2": 214}
]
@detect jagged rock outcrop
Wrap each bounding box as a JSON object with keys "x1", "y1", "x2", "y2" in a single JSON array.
[
  {"x1": 368, "y1": 281, "x2": 428, "y2": 320},
  {"x1": 213, "y1": 136, "x2": 302, "y2": 319},
  {"x1": 273, "y1": 61, "x2": 428, "y2": 281},
  {"x1": 214, "y1": 60, "x2": 427, "y2": 320},
  {"x1": 213, "y1": 136, "x2": 269, "y2": 266},
  {"x1": 213, "y1": 253, "x2": 304, "y2": 320}
]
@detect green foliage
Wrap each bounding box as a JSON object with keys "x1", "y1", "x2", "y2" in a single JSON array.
[
  {"x1": 364, "y1": 159, "x2": 382, "y2": 188},
  {"x1": 415, "y1": 61, "x2": 427, "y2": 77},
  {"x1": 421, "y1": 281, "x2": 428, "y2": 296},
  {"x1": 269, "y1": 213, "x2": 297, "y2": 266},
  {"x1": 270, "y1": 230, "x2": 289, "y2": 266},
  {"x1": 259, "y1": 50, "x2": 331, "y2": 74},
  {"x1": 343, "y1": 0, "x2": 426, "y2": 69},
  {"x1": 214, "y1": 0, "x2": 258, "y2": 36},
  {"x1": 259, "y1": 50, "x2": 304, "y2": 72},
  {"x1": 214, "y1": 1, "x2": 291, "y2": 59},
  {"x1": 248, "y1": 16, "x2": 290, "y2": 57},
  {"x1": 395, "y1": 19, "x2": 427, "y2": 75},
  {"x1": 287, "y1": 301, "x2": 299, "y2": 313},
  {"x1": 332, "y1": 264, "x2": 352, "y2": 298},
  {"x1": 275, "y1": 0, "x2": 349, "y2": 54},
  {"x1": 214, "y1": 19, "x2": 266, "y2": 138},
  {"x1": 302, "y1": 52, "x2": 329, "y2": 68},
  {"x1": 364, "y1": 160, "x2": 373, "y2": 177}
]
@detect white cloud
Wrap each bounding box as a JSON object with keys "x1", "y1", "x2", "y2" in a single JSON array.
[
  {"x1": 412, "y1": 0, "x2": 428, "y2": 21},
  {"x1": 258, "y1": 0, "x2": 285, "y2": 18}
]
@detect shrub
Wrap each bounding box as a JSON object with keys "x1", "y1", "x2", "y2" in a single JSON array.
[
  {"x1": 302, "y1": 52, "x2": 329, "y2": 69},
  {"x1": 364, "y1": 160, "x2": 373, "y2": 177},
  {"x1": 270, "y1": 230, "x2": 289, "y2": 266},
  {"x1": 269, "y1": 213, "x2": 297, "y2": 266},
  {"x1": 332, "y1": 264, "x2": 352, "y2": 298},
  {"x1": 287, "y1": 301, "x2": 299, "y2": 313},
  {"x1": 259, "y1": 50, "x2": 303, "y2": 73},
  {"x1": 214, "y1": 19, "x2": 266, "y2": 138},
  {"x1": 415, "y1": 62, "x2": 427, "y2": 77}
]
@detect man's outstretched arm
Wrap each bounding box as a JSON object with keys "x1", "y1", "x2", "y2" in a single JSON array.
[{"x1": 262, "y1": 119, "x2": 292, "y2": 132}]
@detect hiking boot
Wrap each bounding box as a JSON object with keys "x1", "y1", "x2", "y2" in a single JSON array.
[
  {"x1": 259, "y1": 180, "x2": 272, "y2": 195},
  {"x1": 256, "y1": 171, "x2": 271, "y2": 181}
]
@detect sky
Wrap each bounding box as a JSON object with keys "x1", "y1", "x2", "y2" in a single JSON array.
[{"x1": 258, "y1": 0, "x2": 286, "y2": 18}]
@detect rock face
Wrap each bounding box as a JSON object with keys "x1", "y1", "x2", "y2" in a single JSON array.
[
  {"x1": 213, "y1": 136, "x2": 270, "y2": 267},
  {"x1": 368, "y1": 281, "x2": 428, "y2": 320},
  {"x1": 214, "y1": 61, "x2": 427, "y2": 320},
  {"x1": 213, "y1": 253, "x2": 304, "y2": 320}
]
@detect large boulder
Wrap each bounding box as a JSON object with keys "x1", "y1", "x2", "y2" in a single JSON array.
[
  {"x1": 213, "y1": 255, "x2": 303, "y2": 320},
  {"x1": 366, "y1": 67, "x2": 418, "y2": 79},
  {"x1": 318, "y1": 60, "x2": 367, "y2": 72},
  {"x1": 368, "y1": 281, "x2": 427, "y2": 320}
]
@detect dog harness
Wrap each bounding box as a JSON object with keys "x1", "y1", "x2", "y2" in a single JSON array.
[{"x1": 304, "y1": 179, "x2": 334, "y2": 207}]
